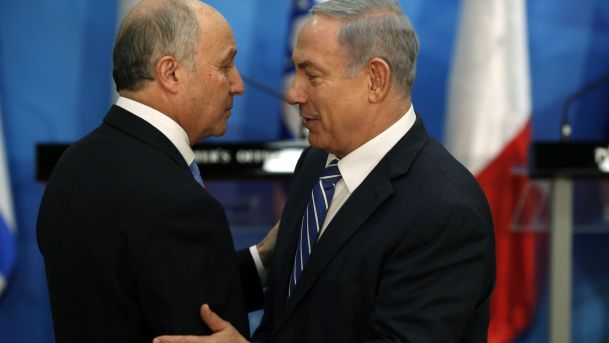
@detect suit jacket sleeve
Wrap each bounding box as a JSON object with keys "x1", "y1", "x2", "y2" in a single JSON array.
[
  {"x1": 237, "y1": 248, "x2": 265, "y2": 311},
  {"x1": 365, "y1": 199, "x2": 493, "y2": 343}
]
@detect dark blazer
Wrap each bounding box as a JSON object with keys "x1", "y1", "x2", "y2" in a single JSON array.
[
  {"x1": 37, "y1": 106, "x2": 249, "y2": 342},
  {"x1": 250, "y1": 117, "x2": 495, "y2": 342}
]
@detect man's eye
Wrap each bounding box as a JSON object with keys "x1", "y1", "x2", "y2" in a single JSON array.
[
  {"x1": 307, "y1": 74, "x2": 319, "y2": 81},
  {"x1": 220, "y1": 64, "x2": 232, "y2": 73}
]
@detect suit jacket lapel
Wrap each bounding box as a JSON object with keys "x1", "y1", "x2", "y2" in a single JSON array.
[
  {"x1": 103, "y1": 105, "x2": 189, "y2": 172},
  {"x1": 272, "y1": 117, "x2": 430, "y2": 336}
]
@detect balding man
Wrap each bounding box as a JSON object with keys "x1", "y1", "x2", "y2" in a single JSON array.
[{"x1": 37, "y1": 0, "x2": 254, "y2": 341}]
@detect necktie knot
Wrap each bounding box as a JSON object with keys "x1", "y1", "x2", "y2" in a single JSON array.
[{"x1": 319, "y1": 159, "x2": 341, "y2": 187}]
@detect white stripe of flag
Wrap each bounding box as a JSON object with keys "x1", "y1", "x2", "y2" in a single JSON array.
[{"x1": 0, "y1": 101, "x2": 16, "y2": 296}]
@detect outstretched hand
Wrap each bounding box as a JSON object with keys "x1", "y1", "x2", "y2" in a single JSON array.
[{"x1": 153, "y1": 305, "x2": 249, "y2": 343}]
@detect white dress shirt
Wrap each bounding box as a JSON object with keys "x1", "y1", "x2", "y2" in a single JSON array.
[
  {"x1": 115, "y1": 96, "x2": 194, "y2": 165},
  {"x1": 251, "y1": 104, "x2": 417, "y2": 286}
]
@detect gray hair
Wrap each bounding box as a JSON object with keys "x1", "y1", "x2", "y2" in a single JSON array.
[
  {"x1": 311, "y1": 0, "x2": 419, "y2": 96},
  {"x1": 113, "y1": 0, "x2": 200, "y2": 91}
]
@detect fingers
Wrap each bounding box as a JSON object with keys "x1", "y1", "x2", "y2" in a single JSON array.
[
  {"x1": 153, "y1": 335, "x2": 205, "y2": 343},
  {"x1": 200, "y1": 304, "x2": 229, "y2": 332},
  {"x1": 152, "y1": 305, "x2": 245, "y2": 343}
]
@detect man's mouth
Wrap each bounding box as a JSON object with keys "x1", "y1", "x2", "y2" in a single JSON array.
[{"x1": 301, "y1": 115, "x2": 319, "y2": 128}]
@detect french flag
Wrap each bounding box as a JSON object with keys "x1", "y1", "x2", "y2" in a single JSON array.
[
  {"x1": 445, "y1": 0, "x2": 540, "y2": 342},
  {"x1": 280, "y1": 0, "x2": 329, "y2": 139},
  {"x1": 0, "y1": 105, "x2": 16, "y2": 298}
]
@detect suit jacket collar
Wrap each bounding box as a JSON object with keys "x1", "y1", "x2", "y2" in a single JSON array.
[
  {"x1": 103, "y1": 105, "x2": 190, "y2": 172},
  {"x1": 272, "y1": 116, "x2": 430, "y2": 337}
]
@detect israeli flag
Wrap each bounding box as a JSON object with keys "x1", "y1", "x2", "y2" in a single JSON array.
[
  {"x1": 281, "y1": 0, "x2": 329, "y2": 138},
  {"x1": 0, "y1": 103, "x2": 16, "y2": 297}
]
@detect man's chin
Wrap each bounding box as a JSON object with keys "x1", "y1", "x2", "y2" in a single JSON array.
[
  {"x1": 213, "y1": 126, "x2": 228, "y2": 137},
  {"x1": 307, "y1": 134, "x2": 324, "y2": 149}
]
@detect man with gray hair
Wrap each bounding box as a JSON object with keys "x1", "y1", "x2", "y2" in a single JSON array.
[
  {"x1": 157, "y1": 0, "x2": 495, "y2": 342},
  {"x1": 37, "y1": 0, "x2": 263, "y2": 341}
]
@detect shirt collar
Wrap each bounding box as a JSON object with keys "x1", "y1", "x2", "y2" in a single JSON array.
[
  {"x1": 115, "y1": 96, "x2": 195, "y2": 165},
  {"x1": 328, "y1": 104, "x2": 416, "y2": 193}
]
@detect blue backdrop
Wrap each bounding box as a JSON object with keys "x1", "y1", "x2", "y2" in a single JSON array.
[{"x1": 0, "y1": 0, "x2": 608, "y2": 342}]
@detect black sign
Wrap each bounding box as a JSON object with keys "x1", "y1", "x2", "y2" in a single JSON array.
[
  {"x1": 530, "y1": 142, "x2": 609, "y2": 178},
  {"x1": 36, "y1": 141, "x2": 308, "y2": 181}
]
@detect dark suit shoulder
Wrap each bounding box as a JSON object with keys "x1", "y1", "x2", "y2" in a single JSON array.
[
  {"x1": 406, "y1": 137, "x2": 490, "y2": 215},
  {"x1": 37, "y1": 113, "x2": 249, "y2": 339}
]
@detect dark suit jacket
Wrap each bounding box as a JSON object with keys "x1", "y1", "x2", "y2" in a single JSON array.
[
  {"x1": 37, "y1": 106, "x2": 249, "y2": 342},
  {"x1": 249, "y1": 117, "x2": 495, "y2": 342}
]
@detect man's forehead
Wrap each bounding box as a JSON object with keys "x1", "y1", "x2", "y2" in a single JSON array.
[
  {"x1": 199, "y1": 14, "x2": 237, "y2": 55},
  {"x1": 292, "y1": 20, "x2": 345, "y2": 71},
  {"x1": 304, "y1": 14, "x2": 341, "y2": 34},
  {"x1": 295, "y1": 16, "x2": 342, "y2": 50}
]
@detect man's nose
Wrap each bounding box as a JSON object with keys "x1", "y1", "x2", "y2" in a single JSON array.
[
  {"x1": 230, "y1": 67, "x2": 245, "y2": 95},
  {"x1": 284, "y1": 77, "x2": 305, "y2": 105}
]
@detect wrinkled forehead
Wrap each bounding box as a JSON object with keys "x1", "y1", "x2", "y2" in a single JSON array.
[
  {"x1": 292, "y1": 15, "x2": 346, "y2": 65},
  {"x1": 298, "y1": 15, "x2": 341, "y2": 46}
]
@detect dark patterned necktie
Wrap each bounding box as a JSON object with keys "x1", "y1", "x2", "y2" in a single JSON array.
[{"x1": 288, "y1": 159, "x2": 341, "y2": 298}]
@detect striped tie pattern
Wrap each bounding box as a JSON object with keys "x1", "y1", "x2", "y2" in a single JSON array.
[{"x1": 288, "y1": 159, "x2": 341, "y2": 297}]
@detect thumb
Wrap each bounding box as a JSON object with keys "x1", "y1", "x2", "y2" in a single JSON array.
[{"x1": 200, "y1": 304, "x2": 229, "y2": 333}]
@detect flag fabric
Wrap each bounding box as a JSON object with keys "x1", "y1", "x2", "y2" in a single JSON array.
[
  {"x1": 280, "y1": 0, "x2": 329, "y2": 139},
  {"x1": 445, "y1": 1, "x2": 540, "y2": 342},
  {"x1": 0, "y1": 104, "x2": 16, "y2": 297}
]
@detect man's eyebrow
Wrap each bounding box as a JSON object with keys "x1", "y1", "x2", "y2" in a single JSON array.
[
  {"x1": 295, "y1": 60, "x2": 324, "y2": 73},
  {"x1": 221, "y1": 48, "x2": 237, "y2": 62},
  {"x1": 295, "y1": 60, "x2": 312, "y2": 70}
]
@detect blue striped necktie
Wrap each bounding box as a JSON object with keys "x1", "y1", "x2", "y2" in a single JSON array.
[
  {"x1": 288, "y1": 159, "x2": 341, "y2": 298},
  {"x1": 189, "y1": 162, "x2": 204, "y2": 188}
]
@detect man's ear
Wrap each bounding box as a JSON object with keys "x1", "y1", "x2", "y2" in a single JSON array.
[
  {"x1": 155, "y1": 56, "x2": 180, "y2": 94},
  {"x1": 367, "y1": 57, "x2": 391, "y2": 103}
]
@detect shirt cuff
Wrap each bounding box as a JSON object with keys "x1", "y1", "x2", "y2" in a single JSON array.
[{"x1": 249, "y1": 245, "x2": 268, "y2": 288}]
